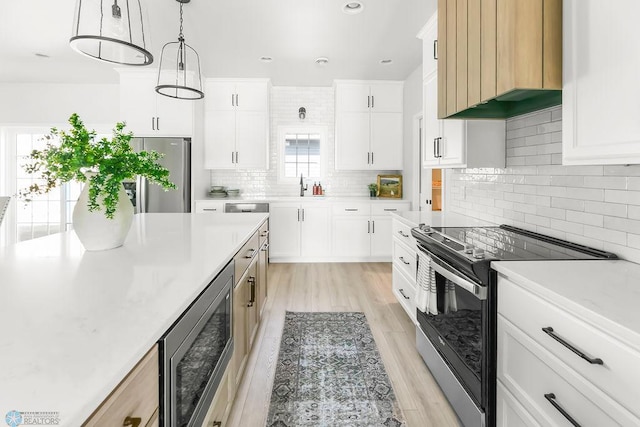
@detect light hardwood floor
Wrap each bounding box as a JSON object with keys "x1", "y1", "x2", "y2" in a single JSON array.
[{"x1": 226, "y1": 262, "x2": 461, "y2": 427}]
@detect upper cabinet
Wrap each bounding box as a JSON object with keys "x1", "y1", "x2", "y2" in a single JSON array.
[
  {"x1": 118, "y1": 70, "x2": 194, "y2": 137},
  {"x1": 562, "y1": 0, "x2": 640, "y2": 165},
  {"x1": 420, "y1": 13, "x2": 505, "y2": 169},
  {"x1": 203, "y1": 79, "x2": 270, "y2": 170},
  {"x1": 335, "y1": 81, "x2": 404, "y2": 170},
  {"x1": 438, "y1": 0, "x2": 562, "y2": 119}
]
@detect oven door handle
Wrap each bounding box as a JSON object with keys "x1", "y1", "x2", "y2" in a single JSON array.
[{"x1": 430, "y1": 258, "x2": 487, "y2": 300}]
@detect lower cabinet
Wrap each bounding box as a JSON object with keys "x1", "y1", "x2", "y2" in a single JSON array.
[
  {"x1": 83, "y1": 345, "x2": 159, "y2": 427},
  {"x1": 496, "y1": 273, "x2": 640, "y2": 426},
  {"x1": 331, "y1": 202, "x2": 410, "y2": 260},
  {"x1": 269, "y1": 202, "x2": 331, "y2": 260},
  {"x1": 202, "y1": 369, "x2": 232, "y2": 427},
  {"x1": 391, "y1": 217, "x2": 418, "y2": 323}
]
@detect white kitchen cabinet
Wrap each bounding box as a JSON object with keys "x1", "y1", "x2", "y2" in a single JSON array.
[
  {"x1": 391, "y1": 217, "x2": 418, "y2": 323},
  {"x1": 335, "y1": 81, "x2": 404, "y2": 170},
  {"x1": 118, "y1": 71, "x2": 194, "y2": 137},
  {"x1": 269, "y1": 202, "x2": 331, "y2": 260},
  {"x1": 332, "y1": 201, "x2": 410, "y2": 260},
  {"x1": 496, "y1": 271, "x2": 640, "y2": 426},
  {"x1": 562, "y1": 0, "x2": 640, "y2": 165},
  {"x1": 419, "y1": 16, "x2": 505, "y2": 169},
  {"x1": 203, "y1": 79, "x2": 270, "y2": 170},
  {"x1": 194, "y1": 200, "x2": 225, "y2": 213}
]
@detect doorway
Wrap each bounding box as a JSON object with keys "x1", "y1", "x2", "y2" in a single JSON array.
[{"x1": 417, "y1": 117, "x2": 443, "y2": 212}]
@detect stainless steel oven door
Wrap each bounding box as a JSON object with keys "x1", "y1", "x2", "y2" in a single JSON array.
[{"x1": 161, "y1": 261, "x2": 234, "y2": 427}]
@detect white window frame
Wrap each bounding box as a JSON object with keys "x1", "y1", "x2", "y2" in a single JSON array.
[{"x1": 277, "y1": 125, "x2": 328, "y2": 184}]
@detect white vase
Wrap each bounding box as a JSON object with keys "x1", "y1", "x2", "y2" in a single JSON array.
[{"x1": 72, "y1": 180, "x2": 134, "y2": 251}]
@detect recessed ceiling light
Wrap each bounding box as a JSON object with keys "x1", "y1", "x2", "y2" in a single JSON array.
[
  {"x1": 315, "y1": 57, "x2": 329, "y2": 65},
  {"x1": 34, "y1": 53, "x2": 50, "y2": 58},
  {"x1": 260, "y1": 56, "x2": 273, "y2": 63},
  {"x1": 380, "y1": 59, "x2": 393, "y2": 64},
  {"x1": 343, "y1": 1, "x2": 364, "y2": 14}
]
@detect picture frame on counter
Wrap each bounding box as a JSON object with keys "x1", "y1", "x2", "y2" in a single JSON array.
[{"x1": 377, "y1": 174, "x2": 402, "y2": 198}]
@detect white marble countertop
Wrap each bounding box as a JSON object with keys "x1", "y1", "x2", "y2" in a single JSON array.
[
  {"x1": 492, "y1": 260, "x2": 640, "y2": 352},
  {"x1": 196, "y1": 196, "x2": 411, "y2": 203},
  {"x1": 390, "y1": 210, "x2": 498, "y2": 228},
  {"x1": 0, "y1": 213, "x2": 268, "y2": 426}
]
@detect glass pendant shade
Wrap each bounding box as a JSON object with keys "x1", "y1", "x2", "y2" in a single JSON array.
[
  {"x1": 155, "y1": 37, "x2": 204, "y2": 99},
  {"x1": 69, "y1": 0, "x2": 153, "y2": 66}
]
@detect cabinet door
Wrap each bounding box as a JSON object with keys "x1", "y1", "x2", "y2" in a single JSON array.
[
  {"x1": 204, "y1": 81, "x2": 236, "y2": 111},
  {"x1": 335, "y1": 83, "x2": 371, "y2": 112},
  {"x1": 370, "y1": 113, "x2": 403, "y2": 169},
  {"x1": 235, "y1": 111, "x2": 268, "y2": 169},
  {"x1": 563, "y1": 0, "x2": 640, "y2": 165},
  {"x1": 234, "y1": 82, "x2": 269, "y2": 112},
  {"x1": 269, "y1": 203, "x2": 301, "y2": 258},
  {"x1": 232, "y1": 277, "x2": 248, "y2": 387},
  {"x1": 445, "y1": 0, "x2": 458, "y2": 116},
  {"x1": 423, "y1": 74, "x2": 441, "y2": 167},
  {"x1": 370, "y1": 215, "x2": 393, "y2": 258},
  {"x1": 439, "y1": 118, "x2": 466, "y2": 167},
  {"x1": 422, "y1": 18, "x2": 438, "y2": 79},
  {"x1": 332, "y1": 216, "x2": 370, "y2": 257},
  {"x1": 437, "y1": 0, "x2": 448, "y2": 119},
  {"x1": 300, "y1": 204, "x2": 331, "y2": 257},
  {"x1": 204, "y1": 111, "x2": 236, "y2": 169},
  {"x1": 155, "y1": 94, "x2": 193, "y2": 136},
  {"x1": 246, "y1": 261, "x2": 259, "y2": 348},
  {"x1": 335, "y1": 112, "x2": 370, "y2": 170},
  {"x1": 258, "y1": 242, "x2": 268, "y2": 317},
  {"x1": 119, "y1": 74, "x2": 157, "y2": 136},
  {"x1": 369, "y1": 83, "x2": 403, "y2": 113}
]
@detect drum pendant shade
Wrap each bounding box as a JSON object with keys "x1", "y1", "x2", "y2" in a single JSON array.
[{"x1": 69, "y1": 0, "x2": 153, "y2": 66}]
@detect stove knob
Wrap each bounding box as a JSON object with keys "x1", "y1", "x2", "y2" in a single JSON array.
[
  {"x1": 464, "y1": 244, "x2": 474, "y2": 254},
  {"x1": 472, "y1": 248, "x2": 485, "y2": 259},
  {"x1": 419, "y1": 224, "x2": 431, "y2": 233}
]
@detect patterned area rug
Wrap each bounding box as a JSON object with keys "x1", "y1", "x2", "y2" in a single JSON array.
[{"x1": 266, "y1": 312, "x2": 406, "y2": 426}]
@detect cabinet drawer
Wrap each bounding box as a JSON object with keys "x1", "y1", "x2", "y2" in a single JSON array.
[
  {"x1": 234, "y1": 231, "x2": 260, "y2": 285},
  {"x1": 496, "y1": 380, "x2": 541, "y2": 427},
  {"x1": 393, "y1": 239, "x2": 417, "y2": 281},
  {"x1": 371, "y1": 202, "x2": 410, "y2": 216},
  {"x1": 499, "y1": 275, "x2": 640, "y2": 417},
  {"x1": 258, "y1": 220, "x2": 269, "y2": 247},
  {"x1": 332, "y1": 202, "x2": 371, "y2": 216},
  {"x1": 392, "y1": 220, "x2": 417, "y2": 249},
  {"x1": 202, "y1": 368, "x2": 230, "y2": 427},
  {"x1": 195, "y1": 200, "x2": 226, "y2": 213},
  {"x1": 84, "y1": 345, "x2": 159, "y2": 426},
  {"x1": 498, "y1": 316, "x2": 638, "y2": 426},
  {"x1": 392, "y1": 267, "x2": 416, "y2": 322}
]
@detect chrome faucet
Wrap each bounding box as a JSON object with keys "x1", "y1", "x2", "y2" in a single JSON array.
[{"x1": 299, "y1": 174, "x2": 308, "y2": 197}]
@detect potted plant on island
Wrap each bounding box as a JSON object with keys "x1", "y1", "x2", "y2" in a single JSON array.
[
  {"x1": 18, "y1": 113, "x2": 176, "y2": 251},
  {"x1": 368, "y1": 183, "x2": 378, "y2": 198}
]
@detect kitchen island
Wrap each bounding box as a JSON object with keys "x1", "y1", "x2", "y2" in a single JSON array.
[{"x1": 0, "y1": 213, "x2": 268, "y2": 426}]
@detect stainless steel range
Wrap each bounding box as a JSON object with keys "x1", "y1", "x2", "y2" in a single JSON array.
[{"x1": 411, "y1": 224, "x2": 616, "y2": 427}]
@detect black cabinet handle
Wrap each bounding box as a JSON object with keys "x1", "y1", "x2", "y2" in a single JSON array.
[
  {"x1": 398, "y1": 230, "x2": 409, "y2": 237},
  {"x1": 399, "y1": 256, "x2": 410, "y2": 265},
  {"x1": 399, "y1": 289, "x2": 410, "y2": 300},
  {"x1": 433, "y1": 39, "x2": 438, "y2": 60},
  {"x1": 542, "y1": 327, "x2": 603, "y2": 365},
  {"x1": 544, "y1": 393, "x2": 582, "y2": 427},
  {"x1": 248, "y1": 276, "x2": 256, "y2": 307}
]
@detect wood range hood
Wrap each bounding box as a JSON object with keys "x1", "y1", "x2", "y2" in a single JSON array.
[{"x1": 438, "y1": 0, "x2": 562, "y2": 119}]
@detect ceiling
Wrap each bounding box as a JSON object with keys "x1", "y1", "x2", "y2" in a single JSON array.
[{"x1": 0, "y1": 0, "x2": 436, "y2": 86}]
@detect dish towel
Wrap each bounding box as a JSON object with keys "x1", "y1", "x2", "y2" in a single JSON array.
[
  {"x1": 416, "y1": 251, "x2": 458, "y2": 315},
  {"x1": 416, "y1": 251, "x2": 438, "y2": 315}
]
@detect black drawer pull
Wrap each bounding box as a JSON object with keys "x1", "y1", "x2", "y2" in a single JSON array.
[
  {"x1": 397, "y1": 230, "x2": 409, "y2": 237},
  {"x1": 399, "y1": 289, "x2": 410, "y2": 300},
  {"x1": 544, "y1": 393, "x2": 581, "y2": 427},
  {"x1": 399, "y1": 256, "x2": 410, "y2": 265},
  {"x1": 542, "y1": 327, "x2": 603, "y2": 365}
]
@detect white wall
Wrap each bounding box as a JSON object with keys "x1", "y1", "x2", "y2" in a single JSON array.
[
  {"x1": 447, "y1": 105, "x2": 640, "y2": 263},
  {"x1": 206, "y1": 86, "x2": 400, "y2": 198},
  {"x1": 0, "y1": 83, "x2": 119, "y2": 127},
  {"x1": 402, "y1": 65, "x2": 423, "y2": 209}
]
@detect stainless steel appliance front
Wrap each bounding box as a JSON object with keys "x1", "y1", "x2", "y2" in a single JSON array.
[{"x1": 160, "y1": 261, "x2": 234, "y2": 427}]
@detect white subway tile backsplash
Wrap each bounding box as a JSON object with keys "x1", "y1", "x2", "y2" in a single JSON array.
[{"x1": 448, "y1": 105, "x2": 640, "y2": 263}]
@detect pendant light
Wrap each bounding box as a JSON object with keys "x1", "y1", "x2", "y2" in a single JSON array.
[
  {"x1": 155, "y1": 0, "x2": 204, "y2": 100},
  {"x1": 69, "y1": 0, "x2": 153, "y2": 66}
]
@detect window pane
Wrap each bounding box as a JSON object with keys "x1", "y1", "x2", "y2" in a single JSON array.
[{"x1": 283, "y1": 133, "x2": 321, "y2": 179}]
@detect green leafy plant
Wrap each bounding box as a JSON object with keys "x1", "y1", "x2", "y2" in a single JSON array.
[
  {"x1": 368, "y1": 183, "x2": 378, "y2": 192},
  {"x1": 18, "y1": 113, "x2": 176, "y2": 219}
]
